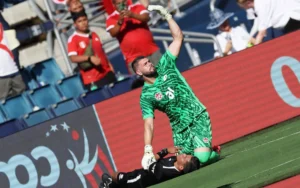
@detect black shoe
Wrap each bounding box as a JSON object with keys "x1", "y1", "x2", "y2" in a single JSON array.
[
  {"x1": 102, "y1": 173, "x2": 112, "y2": 188},
  {"x1": 99, "y1": 182, "x2": 105, "y2": 188}
]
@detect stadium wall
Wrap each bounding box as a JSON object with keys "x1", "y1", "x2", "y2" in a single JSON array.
[
  {"x1": 96, "y1": 30, "x2": 300, "y2": 171},
  {"x1": 266, "y1": 175, "x2": 300, "y2": 188},
  {"x1": 0, "y1": 107, "x2": 115, "y2": 187}
]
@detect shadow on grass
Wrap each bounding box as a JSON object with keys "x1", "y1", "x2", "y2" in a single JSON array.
[{"x1": 217, "y1": 183, "x2": 234, "y2": 188}]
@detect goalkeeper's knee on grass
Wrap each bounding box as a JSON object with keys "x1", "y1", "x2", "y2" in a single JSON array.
[
  {"x1": 194, "y1": 151, "x2": 220, "y2": 164},
  {"x1": 194, "y1": 151, "x2": 210, "y2": 163}
]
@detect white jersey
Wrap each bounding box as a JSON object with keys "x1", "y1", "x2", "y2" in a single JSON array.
[
  {"x1": 0, "y1": 24, "x2": 19, "y2": 77},
  {"x1": 255, "y1": 0, "x2": 300, "y2": 30}
]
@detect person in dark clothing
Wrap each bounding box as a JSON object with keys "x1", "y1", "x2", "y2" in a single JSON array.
[{"x1": 100, "y1": 146, "x2": 200, "y2": 188}]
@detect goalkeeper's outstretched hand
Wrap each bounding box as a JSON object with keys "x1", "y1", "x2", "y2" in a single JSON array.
[
  {"x1": 147, "y1": 5, "x2": 172, "y2": 21},
  {"x1": 141, "y1": 145, "x2": 156, "y2": 170}
]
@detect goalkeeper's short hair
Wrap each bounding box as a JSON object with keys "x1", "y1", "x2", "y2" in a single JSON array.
[
  {"x1": 183, "y1": 156, "x2": 200, "y2": 174},
  {"x1": 131, "y1": 56, "x2": 146, "y2": 73}
]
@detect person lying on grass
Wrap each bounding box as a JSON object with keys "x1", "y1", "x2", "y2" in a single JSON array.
[{"x1": 99, "y1": 146, "x2": 200, "y2": 188}]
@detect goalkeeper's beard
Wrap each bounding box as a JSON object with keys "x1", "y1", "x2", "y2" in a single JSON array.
[{"x1": 143, "y1": 69, "x2": 158, "y2": 78}]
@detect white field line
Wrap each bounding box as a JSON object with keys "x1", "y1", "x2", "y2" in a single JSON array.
[
  {"x1": 226, "y1": 130, "x2": 300, "y2": 158},
  {"x1": 234, "y1": 156, "x2": 300, "y2": 184}
]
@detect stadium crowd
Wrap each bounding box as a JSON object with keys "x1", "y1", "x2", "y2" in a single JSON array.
[
  {"x1": 209, "y1": 0, "x2": 300, "y2": 58},
  {"x1": 1, "y1": 0, "x2": 299, "y2": 100}
]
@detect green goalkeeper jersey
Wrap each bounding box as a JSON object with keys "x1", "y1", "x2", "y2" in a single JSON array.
[{"x1": 140, "y1": 51, "x2": 206, "y2": 132}]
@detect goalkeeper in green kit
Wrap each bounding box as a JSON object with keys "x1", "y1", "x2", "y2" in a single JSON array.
[{"x1": 131, "y1": 5, "x2": 221, "y2": 170}]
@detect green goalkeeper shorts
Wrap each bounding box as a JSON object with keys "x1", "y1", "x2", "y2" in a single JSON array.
[{"x1": 173, "y1": 111, "x2": 212, "y2": 155}]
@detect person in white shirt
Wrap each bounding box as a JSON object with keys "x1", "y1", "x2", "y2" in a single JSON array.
[
  {"x1": 245, "y1": 8, "x2": 259, "y2": 39},
  {"x1": 207, "y1": 8, "x2": 254, "y2": 58},
  {"x1": 237, "y1": 0, "x2": 300, "y2": 44},
  {"x1": 0, "y1": 23, "x2": 25, "y2": 100}
]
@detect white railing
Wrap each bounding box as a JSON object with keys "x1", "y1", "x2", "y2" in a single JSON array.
[
  {"x1": 101, "y1": 28, "x2": 223, "y2": 67},
  {"x1": 42, "y1": 0, "x2": 221, "y2": 74}
]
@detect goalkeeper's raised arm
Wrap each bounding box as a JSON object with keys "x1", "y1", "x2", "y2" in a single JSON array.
[
  {"x1": 142, "y1": 5, "x2": 183, "y2": 147},
  {"x1": 148, "y1": 5, "x2": 183, "y2": 57},
  {"x1": 140, "y1": 5, "x2": 184, "y2": 170}
]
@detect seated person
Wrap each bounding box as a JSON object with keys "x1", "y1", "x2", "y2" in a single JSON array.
[
  {"x1": 99, "y1": 146, "x2": 200, "y2": 188},
  {"x1": 207, "y1": 8, "x2": 255, "y2": 58}
]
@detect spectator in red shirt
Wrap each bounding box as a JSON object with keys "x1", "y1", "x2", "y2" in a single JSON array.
[
  {"x1": 106, "y1": 0, "x2": 161, "y2": 74},
  {"x1": 68, "y1": 11, "x2": 116, "y2": 90}
]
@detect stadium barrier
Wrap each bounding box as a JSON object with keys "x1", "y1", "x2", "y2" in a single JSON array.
[
  {"x1": 266, "y1": 175, "x2": 300, "y2": 187},
  {"x1": 95, "y1": 30, "x2": 300, "y2": 171},
  {"x1": 0, "y1": 107, "x2": 115, "y2": 187}
]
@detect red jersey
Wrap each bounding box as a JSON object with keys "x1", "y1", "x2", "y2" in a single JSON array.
[
  {"x1": 102, "y1": 0, "x2": 133, "y2": 15},
  {"x1": 52, "y1": 0, "x2": 66, "y2": 4},
  {"x1": 68, "y1": 31, "x2": 111, "y2": 85},
  {"x1": 106, "y1": 4, "x2": 159, "y2": 64}
]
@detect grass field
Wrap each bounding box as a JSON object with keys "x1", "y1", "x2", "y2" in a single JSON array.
[{"x1": 153, "y1": 116, "x2": 300, "y2": 188}]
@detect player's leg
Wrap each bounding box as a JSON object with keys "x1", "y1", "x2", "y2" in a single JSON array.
[
  {"x1": 193, "y1": 136, "x2": 212, "y2": 164},
  {"x1": 192, "y1": 111, "x2": 220, "y2": 164},
  {"x1": 174, "y1": 131, "x2": 216, "y2": 164},
  {"x1": 173, "y1": 128, "x2": 194, "y2": 155},
  {"x1": 113, "y1": 169, "x2": 147, "y2": 188}
]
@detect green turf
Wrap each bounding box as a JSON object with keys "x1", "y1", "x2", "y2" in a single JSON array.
[{"x1": 152, "y1": 116, "x2": 300, "y2": 188}]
